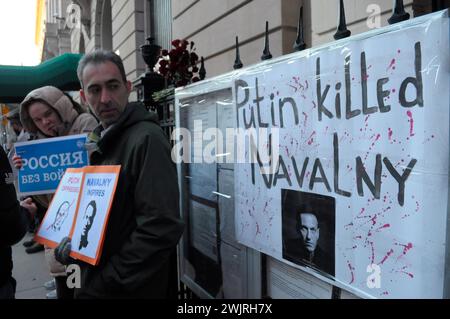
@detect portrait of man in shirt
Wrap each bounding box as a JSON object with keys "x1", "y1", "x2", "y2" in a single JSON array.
[{"x1": 282, "y1": 190, "x2": 335, "y2": 277}]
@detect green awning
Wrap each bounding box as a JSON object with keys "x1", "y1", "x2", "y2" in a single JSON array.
[{"x1": 0, "y1": 53, "x2": 83, "y2": 103}]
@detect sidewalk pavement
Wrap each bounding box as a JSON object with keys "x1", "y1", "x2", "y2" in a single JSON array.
[{"x1": 12, "y1": 233, "x2": 52, "y2": 299}]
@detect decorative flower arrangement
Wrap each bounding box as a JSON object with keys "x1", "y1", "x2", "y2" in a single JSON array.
[{"x1": 154, "y1": 39, "x2": 201, "y2": 88}]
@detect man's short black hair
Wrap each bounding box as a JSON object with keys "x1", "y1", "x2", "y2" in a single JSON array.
[{"x1": 77, "y1": 50, "x2": 127, "y2": 88}]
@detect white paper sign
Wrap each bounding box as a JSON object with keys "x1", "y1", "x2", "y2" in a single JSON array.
[
  {"x1": 71, "y1": 172, "x2": 119, "y2": 260},
  {"x1": 35, "y1": 166, "x2": 121, "y2": 265},
  {"x1": 234, "y1": 12, "x2": 449, "y2": 298},
  {"x1": 36, "y1": 171, "x2": 83, "y2": 244}
]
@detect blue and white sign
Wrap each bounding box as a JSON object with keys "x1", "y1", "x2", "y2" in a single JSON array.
[{"x1": 15, "y1": 134, "x2": 89, "y2": 195}]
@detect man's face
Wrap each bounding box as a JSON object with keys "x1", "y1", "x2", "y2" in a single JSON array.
[
  {"x1": 82, "y1": 205, "x2": 95, "y2": 236},
  {"x1": 299, "y1": 213, "x2": 319, "y2": 253},
  {"x1": 80, "y1": 61, "x2": 131, "y2": 128},
  {"x1": 28, "y1": 102, "x2": 62, "y2": 137},
  {"x1": 54, "y1": 202, "x2": 69, "y2": 229}
]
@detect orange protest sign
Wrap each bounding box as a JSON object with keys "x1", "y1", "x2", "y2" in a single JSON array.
[{"x1": 35, "y1": 165, "x2": 121, "y2": 266}]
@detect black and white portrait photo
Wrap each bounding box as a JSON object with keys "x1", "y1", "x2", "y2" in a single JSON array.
[
  {"x1": 79, "y1": 200, "x2": 97, "y2": 250},
  {"x1": 281, "y1": 190, "x2": 335, "y2": 276}
]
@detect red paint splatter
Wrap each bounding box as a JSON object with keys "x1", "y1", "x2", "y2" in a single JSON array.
[
  {"x1": 397, "y1": 49, "x2": 401, "y2": 54},
  {"x1": 381, "y1": 291, "x2": 389, "y2": 296},
  {"x1": 284, "y1": 146, "x2": 290, "y2": 156},
  {"x1": 312, "y1": 101, "x2": 317, "y2": 109},
  {"x1": 397, "y1": 242, "x2": 413, "y2": 256},
  {"x1": 382, "y1": 206, "x2": 392, "y2": 214},
  {"x1": 376, "y1": 224, "x2": 390, "y2": 232},
  {"x1": 407, "y1": 111, "x2": 415, "y2": 137},
  {"x1": 379, "y1": 249, "x2": 394, "y2": 265},
  {"x1": 422, "y1": 134, "x2": 436, "y2": 144},
  {"x1": 369, "y1": 241, "x2": 375, "y2": 264},
  {"x1": 262, "y1": 201, "x2": 269, "y2": 214},
  {"x1": 401, "y1": 271, "x2": 414, "y2": 279},
  {"x1": 347, "y1": 261, "x2": 355, "y2": 284},
  {"x1": 387, "y1": 58, "x2": 396, "y2": 71},
  {"x1": 366, "y1": 134, "x2": 382, "y2": 159},
  {"x1": 302, "y1": 112, "x2": 308, "y2": 127},
  {"x1": 370, "y1": 214, "x2": 378, "y2": 226},
  {"x1": 255, "y1": 222, "x2": 261, "y2": 236},
  {"x1": 388, "y1": 128, "x2": 393, "y2": 141},
  {"x1": 359, "y1": 207, "x2": 366, "y2": 216},
  {"x1": 307, "y1": 131, "x2": 316, "y2": 145}
]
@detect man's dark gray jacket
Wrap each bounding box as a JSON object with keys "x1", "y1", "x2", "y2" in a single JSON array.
[{"x1": 75, "y1": 103, "x2": 184, "y2": 299}]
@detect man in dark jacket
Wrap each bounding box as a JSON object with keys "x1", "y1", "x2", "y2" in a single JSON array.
[
  {"x1": 0, "y1": 147, "x2": 35, "y2": 299},
  {"x1": 55, "y1": 50, "x2": 184, "y2": 298}
]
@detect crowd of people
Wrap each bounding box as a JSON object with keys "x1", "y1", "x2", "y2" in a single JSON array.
[{"x1": 0, "y1": 50, "x2": 184, "y2": 299}]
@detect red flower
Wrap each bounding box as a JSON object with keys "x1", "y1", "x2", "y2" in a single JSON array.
[
  {"x1": 181, "y1": 40, "x2": 189, "y2": 50},
  {"x1": 171, "y1": 39, "x2": 181, "y2": 47},
  {"x1": 154, "y1": 39, "x2": 202, "y2": 88}
]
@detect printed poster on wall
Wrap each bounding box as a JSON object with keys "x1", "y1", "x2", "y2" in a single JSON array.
[
  {"x1": 15, "y1": 134, "x2": 89, "y2": 196},
  {"x1": 35, "y1": 165, "x2": 121, "y2": 265},
  {"x1": 234, "y1": 11, "x2": 449, "y2": 298}
]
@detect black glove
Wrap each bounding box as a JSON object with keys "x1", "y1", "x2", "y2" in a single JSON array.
[{"x1": 54, "y1": 236, "x2": 76, "y2": 265}]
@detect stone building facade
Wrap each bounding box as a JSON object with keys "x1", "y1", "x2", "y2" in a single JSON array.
[{"x1": 40, "y1": 0, "x2": 450, "y2": 92}]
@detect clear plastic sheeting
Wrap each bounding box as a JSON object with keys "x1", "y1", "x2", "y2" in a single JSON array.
[
  {"x1": 175, "y1": 86, "x2": 249, "y2": 298},
  {"x1": 174, "y1": 10, "x2": 450, "y2": 298}
]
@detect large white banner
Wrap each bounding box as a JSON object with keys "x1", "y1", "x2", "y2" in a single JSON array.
[{"x1": 234, "y1": 12, "x2": 449, "y2": 298}]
